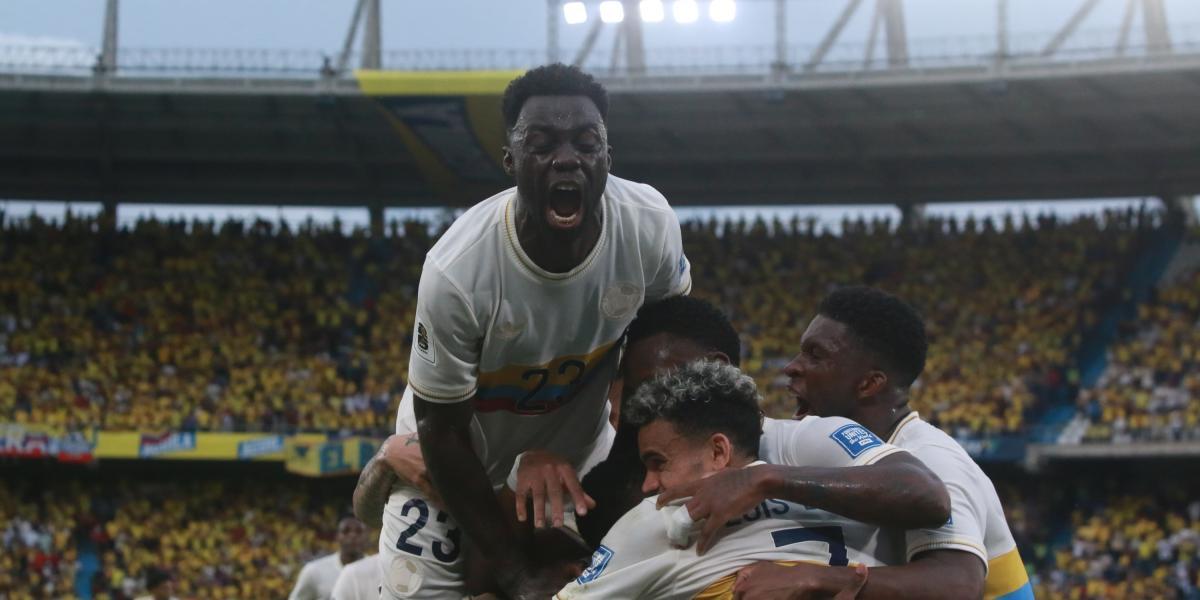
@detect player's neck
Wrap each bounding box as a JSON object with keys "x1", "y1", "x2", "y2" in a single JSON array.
[
  {"x1": 514, "y1": 197, "x2": 603, "y2": 273},
  {"x1": 339, "y1": 550, "x2": 363, "y2": 566},
  {"x1": 857, "y1": 395, "x2": 911, "y2": 440}
]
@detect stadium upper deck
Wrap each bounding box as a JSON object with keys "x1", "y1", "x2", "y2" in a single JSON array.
[{"x1": 3, "y1": 1, "x2": 1200, "y2": 208}]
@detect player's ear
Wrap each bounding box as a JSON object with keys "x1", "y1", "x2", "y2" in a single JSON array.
[
  {"x1": 606, "y1": 144, "x2": 614, "y2": 170},
  {"x1": 502, "y1": 146, "x2": 515, "y2": 177},
  {"x1": 857, "y1": 370, "x2": 888, "y2": 400},
  {"x1": 710, "y1": 432, "x2": 734, "y2": 468}
]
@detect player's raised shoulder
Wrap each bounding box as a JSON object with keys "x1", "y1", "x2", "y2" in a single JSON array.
[
  {"x1": 422, "y1": 186, "x2": 514, "y2": 270},
  {"x1": 605, "y1": 175, "x2": 675, "y2": 214}
]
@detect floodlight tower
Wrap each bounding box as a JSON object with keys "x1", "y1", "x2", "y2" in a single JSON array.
[{"x1": 555, "y1": 0, "x2": 740, "y2": 73}]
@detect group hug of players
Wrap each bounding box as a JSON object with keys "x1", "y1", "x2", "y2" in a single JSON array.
[{"x1": 289, "y1": 64, "x2": 1037, "y2": 600}]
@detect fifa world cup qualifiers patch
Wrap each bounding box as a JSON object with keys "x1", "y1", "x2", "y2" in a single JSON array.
[
  {"x1": 415, "y1": 322, "x2": 437, "y2": 366},
  {"x1": 829, "y1": 424, "x2": 883, "y2": 458},
  {"x1": 576, "y1": 545, "x2": 614, "y2": 584}
]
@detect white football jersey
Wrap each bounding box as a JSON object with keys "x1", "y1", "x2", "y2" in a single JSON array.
[
  {"x1": 877, "y1": 413, "x2": 1033, "y2": 600},
  {"x1": 330, "y1": 554, "x2": 382, "y2": 600},
  {"x1": 555, "y1": 462, "x2": 890, "y2": 600},
  {"x1": 396, "y1": 175, "x2": 691, "y2": 489},
  {"x1": 289, "y1": 552, "x2": 343, "y2": 600}
]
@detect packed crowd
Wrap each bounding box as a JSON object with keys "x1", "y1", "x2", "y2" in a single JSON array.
[
  {"x1": 1, "y1": 475, "x2": 365, "y2": 600},
  {"x1": 1005, "y1": 477, "x2": 1200, "y2": 599},
  {"x1": 684, "y1": 209, "x2": 1152, "y2": 435},
  {"x1": 0, "y1": 482, "x2": 80, "y2": 599},
  {"x1": 7, "y1": 468, "x2": 1200, "y2": 599},
  {"x1": 0, "y1": 215, "x2": 416, "y2": 436},
  {"x1": 1069, "y1": 246, "x2": 1200, "y2": 443},
  {"x1": 0, "y1": 207, "x2": 1165, "y2": 437}
]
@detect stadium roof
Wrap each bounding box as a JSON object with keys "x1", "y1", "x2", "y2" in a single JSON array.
[{"x1": 3, "y1": 35, "x2": 1200, "y2": 207}]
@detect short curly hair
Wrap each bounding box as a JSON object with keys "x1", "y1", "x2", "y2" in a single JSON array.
[
  {"x1": 626, "y1": 296, "x2": 741, "y2": 367},
  {"x1": 624, "y1": 360, "x2": 763, "y2": 458},
  {"x1": 817, "y1": 286, "x2": 927, "y2": 389},
  {"x1": 501, "y1": 63, "x2": 609, "y2": 131}
]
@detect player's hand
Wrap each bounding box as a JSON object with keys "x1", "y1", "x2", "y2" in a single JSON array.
[
  {"x1": 380, "y1": 433, "x2": 442, "y2": 508},
  {"x1": 657, "y1": 464, "x2": 775, "y2": 555},
  {"x1": 733, "y1": 561, "x2": 866, "y2": 600},
  {"x1": 513, "y1": 449, "x2": 596, "y2": 529}
]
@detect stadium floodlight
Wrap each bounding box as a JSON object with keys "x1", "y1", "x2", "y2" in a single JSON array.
[
  {"x1": 709, "y1": 0, "x2": 736, "y2": 23},
  {"x1": 673, "y1": 0, "x2": 699, "y2": 23},
  {"x1": 563, "y1": 1, "x2": 588, "y2": 24},
  {"x1": 640, "y1": 0, "x2": 666, "y2": 23},
  {"x1": 599, "y1": 1, "x2": 625, "y2": 23}
]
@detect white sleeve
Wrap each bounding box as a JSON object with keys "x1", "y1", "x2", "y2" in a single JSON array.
[
  {"x1": 760, "y1": 417, "x2": 907, "y2": 468},
  {"x1": 903, "y1": 444, "x2": 989, "y2": 570},
  {"x1": 554, "y1": 505, "x2": 675, "y2": 599},
  {"x1": 288, "y1": 564, "x2": 316, "y2": 600},
  {"x1": 645, "y1": 203, "x2": 692, "y2": 301},
  {"x1": 405, "y1": 261, "x2": 482, "y2": 403}
]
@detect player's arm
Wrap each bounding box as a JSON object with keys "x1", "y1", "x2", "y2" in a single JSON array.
[
  {"x1": 352, "y1": 433, "x2": 439, "y2": 529},
  {"x1": 416, "y1": 398, "x2": 555, "y2": 598},
  {"x1": 644, "y1": 197, "x2": 692, "y2": 302},
  {"x1": 757, "y1": 451, "x2": 949, "y2": 529},
  {"x1": 733, "y1": 550, "x2": 983, "y2": 600},
  {"x1": 658, "y1": 419, "x2": 949, "y2": 554}
]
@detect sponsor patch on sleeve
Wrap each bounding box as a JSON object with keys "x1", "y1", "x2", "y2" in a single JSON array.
[
  {"x1": 829, "y1": 424, "x2": 883, "y2": 458},
  {"x1": 415, "y1": 321, "x2": 438, "y2": 366},
  {"x1": 576, "y1": 545, "x2": 614, "y2": 584}
]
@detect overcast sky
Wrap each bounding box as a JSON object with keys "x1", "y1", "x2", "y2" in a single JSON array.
[
  {"x1": 3, "y1": 0, "x2": 1198, "y2": 56},
  {"x1": 2, "y1": 0, "x2": 1196, "y2": 229}
]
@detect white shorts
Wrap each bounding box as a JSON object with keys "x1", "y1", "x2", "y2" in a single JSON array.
[{"x1": 378, "y1": 483, "x2": 469, "y2": 599}]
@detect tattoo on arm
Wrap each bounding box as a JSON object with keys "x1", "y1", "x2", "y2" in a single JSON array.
[{"x1": 353, "y1": 454, "x2": 397, "y2": 530}]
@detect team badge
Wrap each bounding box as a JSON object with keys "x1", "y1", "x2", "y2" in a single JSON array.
[
  {"x1": 829, "y1": 424, "x2": 883, "y2": 458},
  {"x1": 415, "y1": 322, "x2": 437, "y2": 366},
  {"x1": 601, "y1": 282, "x2": 641, "y2": 319},
  {"x1": 576, "y1": 545, "x2": 614, "y2": 584}
]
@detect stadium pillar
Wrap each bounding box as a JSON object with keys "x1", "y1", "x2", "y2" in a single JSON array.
[
  {"x1": 1141, "y1": 0, "x2": 1172, "y2": 55},
  {"x1": 547, "y1": 0, "x2": 561, "y2": 64},
  {"x1": 98, "y1": 0, "x2": 119, "y2": 74},
  {"x1": 101, "y1": 200, "x2": 118, "y2": 231},
  {"x1": 899, "y1": 202, "x2": 926, "y2": 230},
  {"x1": 773, "y1": 0, "x2": 788, "y2": 76},
  {"x1": 361, "y1": 0, "x2": 382, "y2": 70},
  {"x1": 369, "y1": 203, "x2": 385, "y2": 238},
  {"x1": 1164, "y1": 195, "x2": 1198, "y2": 227},
  {"x1": 879, "y1": 0, "x2": 909, "y2": 68},
  {"x1": 621, "y1": 0, "x2": 646, "y2": 75},
  {"x1": 996, "y1": 0, "x2": 1008, "y2": 58}
]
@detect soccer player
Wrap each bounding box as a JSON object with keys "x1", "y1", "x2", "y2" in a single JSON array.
[
  {"x1": 289, "y1": 516, "x2": 369, "y2": 600},
  {"x1": 379, "y1": 63, "x2": 692, "y2": 599},
  {"x1": 330, "y1": 554, "x2": 382, "y2": 600},
  {"x1": 681, "y1": 286, "x2": 1033, "y2": 599},
  {"x1": 556, "y1": 360, "x2": 886, "y2": 599},
  {"x1": 570, "y1": 295, "x2": 950, "y2": 549}
]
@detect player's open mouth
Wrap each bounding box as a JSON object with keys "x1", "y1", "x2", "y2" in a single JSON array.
[
  {"x1": 546, "y1": 182, "x2": 585, "y2": 230},
  {"x1": 792, "y1": 394, "x2": 810, "y2": 419}
]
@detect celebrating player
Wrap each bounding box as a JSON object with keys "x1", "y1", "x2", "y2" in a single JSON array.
[
  {"x1": 330, "y1": 553, "x2": 382, "y2": 600},
  {"x1": 570, "y1": 295, "x2": 950, "y2": 550},
  {"x1": 693, "y1": 286, "x2": 1032, "y2": 599},
  {"x1": 289, "y1": 516, "x2": 369, "y2": 600},
  {"x1": 377, "y1": 63, "x2": 692, "y2": 599},
  {"x1": 556, "y1": 360, "x2": 891, "y2": 599}
]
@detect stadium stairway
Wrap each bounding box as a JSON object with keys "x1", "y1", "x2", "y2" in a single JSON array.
[
  {"x1": 1036, "y1": 221, "x2": 1189, "y2": 443},
  {"x1": 75, "y1": 538, "x2": 99, "y2": 599},
  {"x1": 1033, "y1": 222, "x2": 1187, "y2": 442}
]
